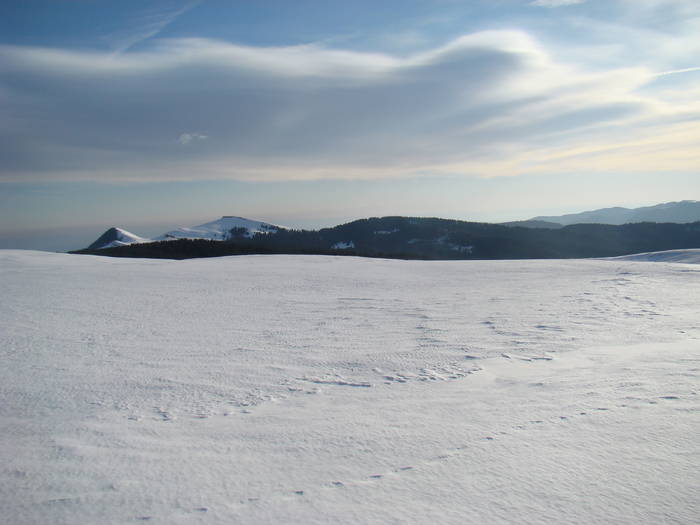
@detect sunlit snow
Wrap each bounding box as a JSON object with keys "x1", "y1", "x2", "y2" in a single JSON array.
[
  {"x1": 155, "y1": 216, "x2": 281, "y2": 242},
  {"x1": 1, "y1": 250, "x2": 698, "y2": 524}
]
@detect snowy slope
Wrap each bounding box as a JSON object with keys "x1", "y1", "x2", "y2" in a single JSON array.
[
  {"x1": 155, "y1": 216, "x2": 282, "y2": 241},
  {"x1": 608, "y1": 248, "x2": 700, "y2": 264},
  {"x1": 86, "y1": 227, "x2": 152, "y2": 250},
  {"x1": 1, "y1": 251, "x2": 698, "y2": 524}
]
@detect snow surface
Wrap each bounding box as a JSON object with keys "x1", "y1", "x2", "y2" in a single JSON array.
[
  {"x1": 1, "y1": 250, "x2": 699, "y2": 524},
  {"x1": 607, "y1": 248, "x2": 700, "y2": 264},
  {"x1": 155, "y1": 216, "x2": 281, "y2": 242}
]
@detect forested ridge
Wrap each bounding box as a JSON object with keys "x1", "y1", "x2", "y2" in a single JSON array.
[{"x1": 72, "y1": 217, "x2": 700, "y2": 260}]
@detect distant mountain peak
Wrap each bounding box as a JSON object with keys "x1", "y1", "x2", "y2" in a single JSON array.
[
  {"x1": 87, "y1": 227, "x2": 150, "y2": 250},
  {"x1": 85, "y1": 216, "x2": 285, "y2": 250},
  {"x1": 154, "y1": 216, "x2": 283, "y2": 242}
]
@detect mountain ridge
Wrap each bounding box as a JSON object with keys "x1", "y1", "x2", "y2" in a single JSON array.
[
  {"x1": 531, "y1": 200, "x2": 700, "y2": 226},
  {"x1": 76, "y1": 216, "x2": 700, "y2": 261},
  {"x1": 81, "y1": 201, "x2": 700, "y2": 257},
  {"x1": 88, "y1": 217, "x2": 283, "y2": 250}
]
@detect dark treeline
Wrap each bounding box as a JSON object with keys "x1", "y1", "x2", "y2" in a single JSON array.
[{"x1": 72, "y1": 217, "x2": 700, "y2": 260}]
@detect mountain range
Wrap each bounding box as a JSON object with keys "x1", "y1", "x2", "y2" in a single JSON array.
[
  {"x1": 87, "y1": 216, "x2": 282, "y2": 250},
  {"x1": 529, "y1": 200, "x2": 700, "y2": 226},
  {"x1": 74, "y1": 201, "x2": 700, "y2": 261},
  {"x1": 84, "y1": 201, "x2": 700, "y2": 252}
]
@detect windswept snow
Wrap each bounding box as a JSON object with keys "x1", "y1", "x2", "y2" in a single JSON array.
[
  {"x1": 155, "y1": 216, "x2": 281, "y2": 241},
  {"x1": 608, "y1": 248, "x2": 700, "y2": 264},
  {"x1": 1, "y1": 251, "x2": 698, "y2": 524}
]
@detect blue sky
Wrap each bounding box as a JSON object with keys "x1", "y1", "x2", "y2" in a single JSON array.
[{"x1": 1, "y1": 0, "x2": 699, "y2": 250}]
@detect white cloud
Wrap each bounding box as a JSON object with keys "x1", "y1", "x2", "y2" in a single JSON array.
[
  {"x1": 0, "y1": 30, "x2": 698, "y2": 184},
  {"x1": 530, "y1": 0, "x2": 585, "y2": 7}
]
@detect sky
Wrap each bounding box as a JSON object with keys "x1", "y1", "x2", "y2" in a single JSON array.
[{"x1": 1, "y1": 0, "x2": 699, "y2": 250}]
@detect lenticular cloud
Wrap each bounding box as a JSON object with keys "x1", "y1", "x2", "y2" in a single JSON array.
[{"x1": 0, "y1": 31, "x2": 697, "y2": 183}]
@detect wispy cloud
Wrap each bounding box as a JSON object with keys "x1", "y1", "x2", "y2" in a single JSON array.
[
  {"x1": 0, "y1": 29, "x2": 698, "y2": 184},
  {"x1": 655, "y1": 66, "x2": 700, "y2": 77},
  {"x1": 107, "y1": 1, "x2": 202, "y2": 55}
]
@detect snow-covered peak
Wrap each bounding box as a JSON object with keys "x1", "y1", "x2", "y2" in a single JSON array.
[
  {"x1": 155, "y1": 216, "x2": 283, "y2": 242},
  {"x1": 84, "y1": 216, "x2": 285, "y2": 250},
  {"x1": 87, "y1": 227, "x2": 152, "y2": 250}
]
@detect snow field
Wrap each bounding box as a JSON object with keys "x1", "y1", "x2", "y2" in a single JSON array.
[{"x1": 0, "y1": 251, "x2": 698, "y2": 524}]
